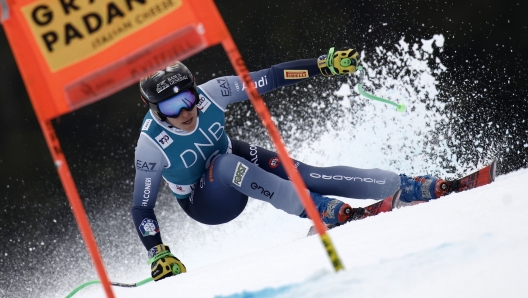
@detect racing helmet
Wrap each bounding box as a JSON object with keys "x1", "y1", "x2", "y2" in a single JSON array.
[{"x1": 139, "y1": 62, "x2": 197, "y2": 120}]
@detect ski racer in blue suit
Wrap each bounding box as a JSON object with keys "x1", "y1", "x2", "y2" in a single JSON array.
[{"x1": 132, "y1": 47, "x2": 450, "y2": 281}]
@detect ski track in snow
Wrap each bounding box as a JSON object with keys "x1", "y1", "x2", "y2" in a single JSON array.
[{"x1": 47, "y1": 36, "x2": 526, "y2": 298}]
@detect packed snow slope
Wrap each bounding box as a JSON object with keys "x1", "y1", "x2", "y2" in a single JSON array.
[{"x1": 72, "y1": 167, "x2": 528, "y2": 298}]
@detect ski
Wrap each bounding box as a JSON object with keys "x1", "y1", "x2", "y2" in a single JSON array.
[
  {"x1": 392, "y1": 159, "x2": 498, "y2": 209},
  {"x1": 307, "y1": 160, "x2": 497, "y2": 236}
]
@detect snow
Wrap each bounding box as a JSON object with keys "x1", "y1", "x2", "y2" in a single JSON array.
[
  {"x1": 70, "y1": 168, "x2": 528, "y2": 298},
  {"x1": 53, "y1": 35, "x2": 528, "y2": 298}
]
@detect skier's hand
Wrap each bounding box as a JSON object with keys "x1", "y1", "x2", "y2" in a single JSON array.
[
  {"x1": 318, "y1": 47, "x2": 360, "y2": 76},
  {"x1": 148, "y1": 244, "x2": 186, "y2": 281}
]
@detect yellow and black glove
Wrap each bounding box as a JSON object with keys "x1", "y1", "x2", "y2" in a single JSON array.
[
  {"x1": 148, "y1": 244, "x2": 186, "y2": 281},
  {"x1": 318, "y1": 47, "x2": 360, "y2": 76}
]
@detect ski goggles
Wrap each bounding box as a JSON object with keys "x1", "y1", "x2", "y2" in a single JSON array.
[{"x1": 157, "y1": 89, "x2": 197, "y2": 118}]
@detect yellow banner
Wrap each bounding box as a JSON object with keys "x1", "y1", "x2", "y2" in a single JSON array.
[{"x1": 21, "y1": 0, "x2": 182, "y2": 71}]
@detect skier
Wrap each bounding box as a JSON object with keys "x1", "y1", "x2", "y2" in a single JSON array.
[{"x1": 131, "y1": 47, "x2": 450, "y2": 281}]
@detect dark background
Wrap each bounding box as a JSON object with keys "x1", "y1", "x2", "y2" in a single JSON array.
[{"x1": 1, "y1": 0, "x2": 527, "y2": 297}]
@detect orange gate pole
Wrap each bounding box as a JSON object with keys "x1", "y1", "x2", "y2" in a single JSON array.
[
  {"x1": 39, "y1": 119, "x2": 115, "y2": 298},
  {"x1": 221, "y1": 37, "x2": 345, "y2": 271}
]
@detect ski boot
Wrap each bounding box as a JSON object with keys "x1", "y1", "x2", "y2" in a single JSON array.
[
  {"x1": 300, "y1": 192, "x2": 367, "y2": 225},
  {"x1": 399, "y1": 174, "x2": 451, "y2": 203},
  {"x1": 304, "y1": 192, "x2": 369, "y2": 236}
]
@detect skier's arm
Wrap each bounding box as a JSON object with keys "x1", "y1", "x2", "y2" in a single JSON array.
[
  {"x1": 199, "y1": 47, "x2": 360, "y2": 109},
  {"x1": 198, "y1": 58, "x2": 321, "y2": 109},
  {"x1": 130, "y1": 133, "x2": 168, "y2": 254},
  {"x1": 131, "y1": 134, "x2": 188, "y2": 280}
]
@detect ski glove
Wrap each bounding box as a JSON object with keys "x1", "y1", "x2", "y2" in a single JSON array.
[
  {"x1": 318, "y1": 47, "x2": 360, "y2": 76},
  {"x1": 148, "y1": 244, "x2": 186, "y2": 281}
]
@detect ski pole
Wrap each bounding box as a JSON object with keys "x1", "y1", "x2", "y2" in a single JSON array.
[
  {"x1": 65, "y1": 276, "x2": 153, "y2": 298},
  {"x1": 357, "y1": 65, "x2": 406, "y2": 112}
]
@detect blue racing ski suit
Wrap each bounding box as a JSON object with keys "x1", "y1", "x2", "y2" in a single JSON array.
[{"x1": 131, "y1": 58, "x2": 401, "y2": 254}]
